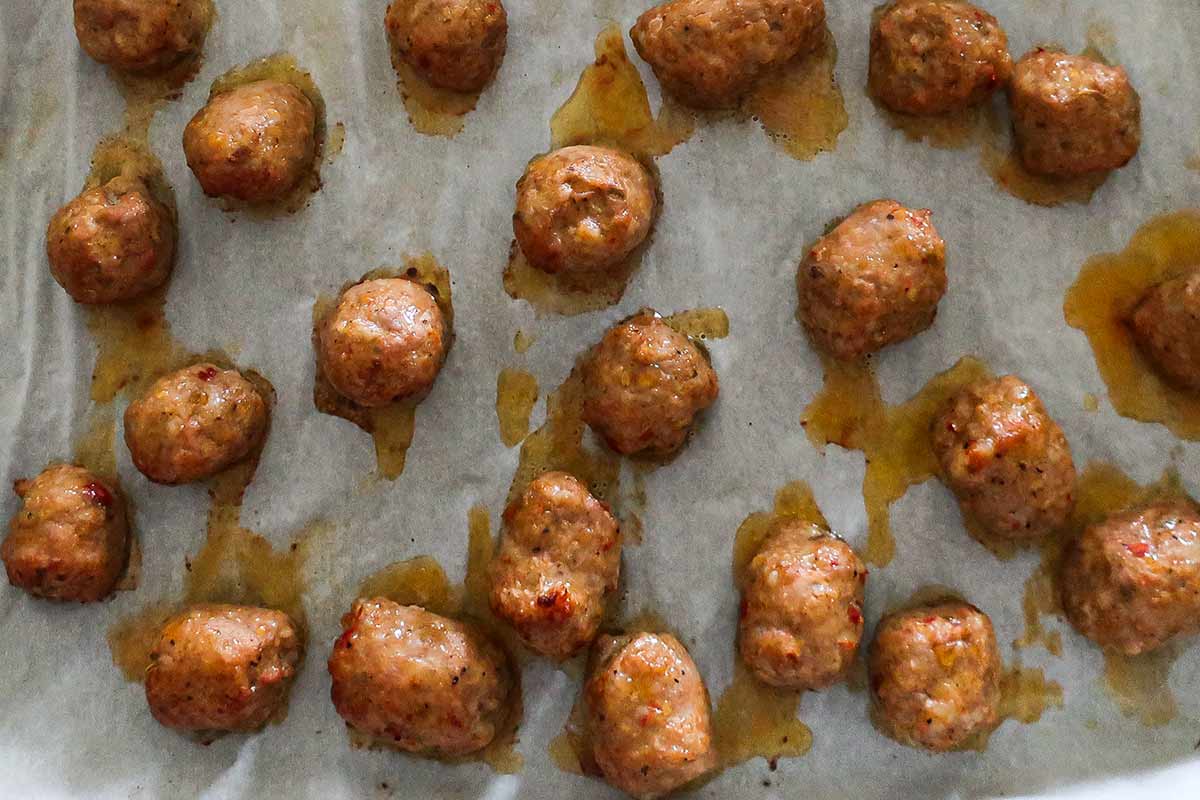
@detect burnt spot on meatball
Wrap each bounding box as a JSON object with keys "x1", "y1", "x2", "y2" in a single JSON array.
[
  {"x1": 1127, "y1": 267, "x2": 1200, "y2": 391},
  {"x1": 385, "y1": 0, "x2": 508, "y2": 93},
  {"x1": 74, "y1": 0, "x2": 213, "y2": 74}
]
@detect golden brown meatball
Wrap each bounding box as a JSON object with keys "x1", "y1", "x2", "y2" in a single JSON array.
[
  {"x1": 145, "y1": 604, "x2": 302, "y2": 731},
  {"x1": 630, "y1": 0, "x2": 826, "y2": 109},
  {"x1": 797, "y1": 199, "x2": 947, "y2": 361},
  {"x1": 123, "y1": 364, "x2": 269, "y2": 485},
  {"x1": 385, "y1": 0, "x2": 508, "y2": 93},
  {"x1": 74, "y1": 0, "x2": 211, "y2": 73},
  {"x1": 1, "y1": 465, "x2": 128, "y2": 603},
  {"x1": 328, "y1": 599, "x2": 513, "y2": 756},
  {"x1": 1128, "y1": 267, "x2": 1200, "y2": 391}
]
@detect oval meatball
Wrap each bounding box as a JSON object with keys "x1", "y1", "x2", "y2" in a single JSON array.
[
  {"x1": 582, "y1": 311, "x2": 719, "y2": 457},
  {"x1": 123, "y1": 364, "x2": 269, "y2": 485},
  {"x1": 630, "y1": 0, "x2": 827, "y2": 109},
  {"x1": 869, "y1": 600, "x2": 1001, "y2": 752},
  {"x1": 797, "y1": 199, "x2": 947, "y2": 361},
  {"x1": 586, "y1": 632, "x2": 715, "y2": 799},
  {"x1": 183, "y1": 79, "x2": 316, "y2": 203},
  {"x1": 1008, "y1": 48, "x2": 1141, "y2": 177},
  {"x1": 1128, "y1": 267, "x2": 1200, "y2": 391},
  {"x1": 328, "y1": 599, "x2": 513, "y2": 756},
  {"x1": 74, "y1": 0, "x2": 210, "y2": 73},
  {"x1": 1, "y1": 464, "x2": 128, "y2": 602},
  {"x1": 385, "y1": 0, "x2": 507, "y2": 93},
  {"x1": 932, "y1": 375, "x2": 1076, "y2": 540},
  {"x1": 739, "y1": 520, "x2": 866, "y2": 690},
  {"x1": 145, "y1": 604, "x2": 302, "y2": 731}
]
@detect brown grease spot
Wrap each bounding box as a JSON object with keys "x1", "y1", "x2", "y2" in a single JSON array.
[
  {"x1": 358, "y1": 556, "x2": 457, "y2": 616},
  {"x1": 1104, "y1": 646, "x2": 1180, "y2": 727},
  {"x1": 513, "y1": 329, "x2": 536, "y2": 353},
  {"x1": 982, "y1": 140, "x2": 1107, "y2": 207},
  {"x1": 496, "y1": 368, "x2": 539, "y2": 447},
  {"x1": 326, "y1": 121, "x2": 346, "y2": 160},
  {"x1": 389, "y1": 56, "x2": 481, "y2": 138},
  {"x1": 877, "y1": 98, "x2": 997, "y2": 150},
  {"x1": 662, "y1": 307, "x2": 731, "y2": 340}
]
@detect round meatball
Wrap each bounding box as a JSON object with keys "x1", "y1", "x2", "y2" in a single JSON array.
[
  {"x1": 869, "y1": 0, "x2": 1012, "y2": 116},
  {"x1": 123, "y1": 364, "x2": 269, "y2": 485},
  {"x1": 1061, "y1": 502, "x2": 1200, "y2": 655},
  {"x1": 328, "y1": 599, "x2": 513, "y2": 756},
  {"x1": 45, "y1": 175, "x2": 175, "y2": 305},
  {"x1": 630, "y1": 0, "x2": 827, "y2": 109},
  {"x1": 183, "y1": 79, "x2": 317, "y2": 203},
  {"x1": 586, "y1": 632, "x2": 715, "y2": 799},
  {"x1": 489, "y1": 471, "x2": 621, "y2": 660},
  {"x1": 932, "y1": 375, "x2": 1076, "y2": 540},
  {"x1": 385, "y1": 0, "x2": 508, "y2": 93},
  {"x1": 317, "y1": 278, "x2": 448, "y2": 408},
  {"x1": 1128, "y1": 267, "x2": 1200, "y2": 391},
  {"x1": 1, "y1": 464, "x2": 128, "y2": 602},
  {"x1": 74, "y1": 0, "x2": 210, "y2": 73},
  {"x1": 582, "y1": 311, "x2": 719, "y2": 457},
  {"x1": 1008, "y1": 48, "x2": 1141, "y2": 177},
  {"x1": 145, "y1": 604, "x2": 302, "y2": 731},
  {"x1": 797, "y1": 199, "x2": 947, "y2": 361},
  {"x1": 869, "y1": 601, "x2": 1001, "y2": 752},
  {"x1": 739, "y1": 520, "x2": 866, "y2": 690}
]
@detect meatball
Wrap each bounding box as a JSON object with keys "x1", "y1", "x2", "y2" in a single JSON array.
[
  {"x1": 797, "y1": 199, "x2": 947, "y2": 361},
  {"x1": 145, "y1": 604, "x2": 302, "y2": 731},
  {"x1": 123, "y1": 364, "x2": 269, "y2": 485},
  {"x1": 932, "y1": 375, "x2": 1076, "y2": 540},
  {"x1": 630, "y1": 0, "x2": 827, "y2": 110},
  {"x1": 317, "y1": 278, "x2": 448, "y2": 408},
  {"x1": 739, "y1": 520, "x2": 866, "y2": 690},
  {"x1": 328, "y1": 599, "x2": 512, "y2": 756},
  {"x1": 74, "y1": 0, "x2": 210, "y2": 73},
  {"x1": 869, "y1": 601, "x2": 1001, "y2": 752},
  {"x1": 385, "y1": 0, "x2": 508, "y2": 93},
  {"x1": 183, "y1": 79, "x2": 317, "y2": 203},
  {"x1": 869, "y1": 0, "x2": 1012, "y2": 116},
  {"x1": 1008, "y1": 48, "x2": 1141, "y2": 177},
  {"x1": 489, "y1": 471, "x2": 621, "y2": 660},
  {"x1": 586, "y1": 632, "x2": 715, "y2": 799},
  {"x1": 1061, "y1": 502, "x2": 1200, "y2": 655},
  {"x1": 1128, "y1": 267, "x2": 1200, "y2": 391},
  {"x1": 1, "y1": 464, "x2": 128, "y2": 602},
  {"x1": 582, "y1": 311, "x2": 719, "y2": 457}
]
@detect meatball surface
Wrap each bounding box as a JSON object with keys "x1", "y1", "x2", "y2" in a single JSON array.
[
  {"x1": 74, "y1": 0, "x2": 210, "y2": 73},
  {"x1": 385, "y1": 0, "x2": 508, "y2": 93},
  {"x1": 797, "y1": 199, "x2": 946, "y2": 361},
  {"x1": 1128, "y1": 267, "x2": 1200, "y2": 391},
  {"x1": 2, "y1": 464, "x2": 128, "y2": 602}
]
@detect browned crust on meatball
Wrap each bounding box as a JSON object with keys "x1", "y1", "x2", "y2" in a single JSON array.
[
  {"x1": 1128, "y1": 267, "x2": 1200, "y2": 391},
  {"x1": 74, "y1": 0, "x2": 211, "y2": 73},
  {"x1": 385, "y1": 0, "x2": 508, "y2": 93}
]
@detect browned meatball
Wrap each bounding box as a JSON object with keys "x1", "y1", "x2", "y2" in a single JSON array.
[
  {"x1": 145, "y1": 604, "x2": 302, "y2": 731},
  {"x1": 1, "y1": 465, "x2": 128, "y2": 602},
  {"x1": 797, "y1": 199, "x2": 947, "y2": 361},
  {"x1": 630, "y1": 0, "x2": 826, "y2": 109},
  {"x1": 328, "y1": 599, "x2": 512, "y2": 756},
  {"x1": 489, "y1": 471, "x2": 621, "y2": 660},
  {"x1": 385, "y1": 0, "x2": 508, "y2": 93},
  {"x1": 582, "y1": 312, "x2": 719, "y2": 457},
  {"x1": 123, "y1": 364, "x2": 269, "y2": 485},
  {"x1": 1061, "y1": 502, "x2": 1200, "y2": 655},
  {"x1": 1008, "y1": 48, "x2": 1141, "y2": 177},
  {"x1": 586, "y1": 632, "x2": 715, "y2": 799},
  {"x1": 74, "y1": 0, "x2": 211, "y2": 73},
  {"x1": 739, "y1": 520, "x2": 866, "y2": 690},
  {"x1": 183, "y1": 79, "x2": 316, "y2": 203},
  {"x1": 869, "y1": 601, "x2": 1001, "y2": 752},
  {"x1": 1128, "y1": 267, "x2": 1200, "y2": 391},
  {"x1": 932, "y1": 375, "x2": 1076, "y2": 540}
]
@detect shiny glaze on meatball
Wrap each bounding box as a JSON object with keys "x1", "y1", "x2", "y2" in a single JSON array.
[
  {"x1": 1128, "y1": 267, "x2": 1200, "y2": 391},
  {"x1": 385, "y1": 0, "x2": 508, "y2": 93},
  {"x1": 74, "y1": 0, "x2": 210, "y2": 73}
]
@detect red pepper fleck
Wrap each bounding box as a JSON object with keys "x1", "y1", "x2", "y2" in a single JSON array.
[
  {"x1": 196, "y1": 366, "x2": 218, "y2": 381},
  {"x1": 82, "y1": 481, "x2": 113, "y2": 508},
  {"x1": 1126, "y1": 541, "x2": 1150, "y2": 557},
  {"x1": 848, "y1": 605, "x2": 863, "y2": 625},
  {"x1": 922, "y1": 616, "x2": 937, "y2": 624}
]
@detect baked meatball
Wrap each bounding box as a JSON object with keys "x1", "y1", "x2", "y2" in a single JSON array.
[
  {"x1": 317, "y1": 278, "x2": 448, "y2": 408},
  {"x1": 797, "y1": 199, "x2": 947, "y2": 361},
  {"x1": 630, "y1": 0, "x2": 827, "y2": 109},
  {"x1": 328, "y1": 599, "x2": 513, "y2": 756},
  {"x1": 145, "y1": 604, "x2": 302, "y2": 731},
  {"x1": 123, "y1": 364, "x2": 269, "y2": 485},
  {"x1": 1008, "y1": 48, "x2": 1141, "y2": 177},
  {"x1": 586, "y1": 633, "x2": 716, "y2": 799},
  {"x1": 869, "y1": 601, "x2": 1001, "y2": 752},
  {"x1": 385, "y1": 0, "x2": 508, "y2": 93},
  {"x1": 869, "y1": 0, "x2": 1012, "y2": 116},
  {"x1": 1061, "y1": 502, "x2": 1200, "y2": 655},
  {"x1": 932, "y1": 375, "x2": 1076, "y2": 540},
  {"x1": 489, "y1": 471, "x2": 621, "y2": 660},
  {"x1": 2, "y1": 464, "x2": 128, "y2": 602},
  {"x1": 582, "y1": 311, "x2": 719, "y2": 457},
  {"x1": 1128, "y1": 267, "x2": 1200, "y2": 391},
  {"x1": 739, "y1": 520, "x2": 866, "y2": 690},
  {"x1": 183, "y1": 79, "x2": 316, "y2": 203},
  {"x1": 74, "y1": 0, "x2": 210, "y2": 73}
]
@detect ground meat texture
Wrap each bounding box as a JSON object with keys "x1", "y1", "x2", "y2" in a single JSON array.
[
  {"x1": 74, "y1": 0, "x2": 209, "y2": 73},
  {"x1": 1127, "y1": 267, "x2": 1200, "y2": 391},
  {"x1": 869, "y1": 601, "x2": 1001, "y2": 752},
  {"x1": 630, "y1": 0, "x2": 826, "y2": 110},
  {"x1": 586, "y1": 633, "x2": 715, "y2": 799},
  {"x1": 1008, "y1": 48, "x2": 1141, "y2": 177},
  {"x1": 1, "y1": 465, "x2": 128, "y2": 603},
  {"x1": 123, "y1": 364, "x2": 268, "y2": 485},
  {"x1": 385, "y1": 0, "x2": 507, "y2": 93},
  {"x1": 797, "y1": 199, "x2": 946, "y2": 360},
  {"x1": 328, "y1": 599, "x2": 512, "y2": 756},
  {"x1": 488, "y1": 471, "x2": 621, "y2": 660}
]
